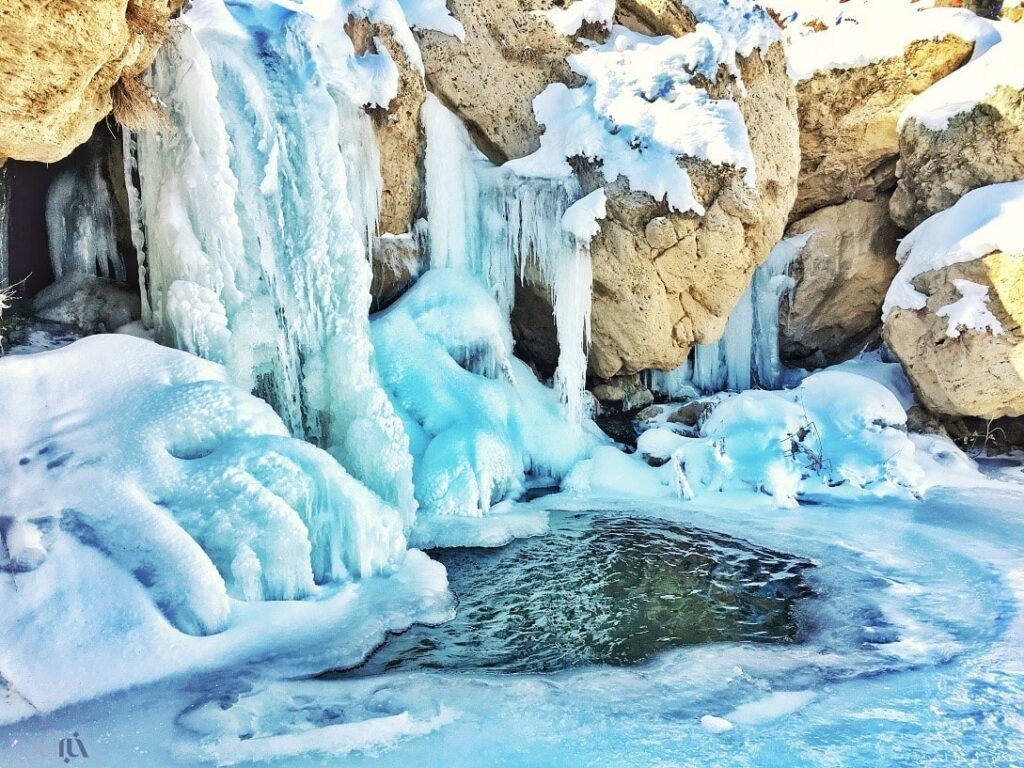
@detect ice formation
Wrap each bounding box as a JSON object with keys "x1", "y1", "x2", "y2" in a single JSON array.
[
  {"x1": 0, "y1": 335, "x2": 407, "y2": 635},
  {"x1": 372, "y1": 270, "x2": 590, "y2": 518},
  {"x1": 422, "y1": 95, "x2": 594, "y2": 423},
  {"x1": 765, "y1": 0, "x2": 997, "y2": 80},
  {"x1": 129, "y1": 0, "x2": 415, "y2": 519},
  {"x1": 648, "y1": 234, "x2": 807, "y2": 397},
  {"x1": 46, "y1": 153, "x2": 124, "y2": 283},
  {"x1": 510, "y1": 1, "x2": 777, "y2": 213},
  {"x1": 883, "y1": 181, "x2": 1024, "y2": 319},
  {"x1": 900, "y1": 20, "x2": 1024, "y2": 131},
  {"x1": 584, "y1": 370, "x2": 931, "y2": 507}
]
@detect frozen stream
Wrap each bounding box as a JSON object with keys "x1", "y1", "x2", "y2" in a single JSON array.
[{"x1": 1, "y1": 485, "x2": 1022, "y2": 766}]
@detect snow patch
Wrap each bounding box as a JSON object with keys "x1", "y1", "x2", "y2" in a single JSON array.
[
  {"x1": 541, "y1": 0, "x2": 615, "y2": 36},
  {"x1": 936, "y1": 279, "x2": 1005, "y2": 338}
]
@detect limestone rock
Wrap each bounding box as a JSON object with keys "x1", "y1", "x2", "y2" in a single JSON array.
[
  {"x1": 0, "y1": 0, "x2": 176, "y2": 162},
  {"x1": 883, "y1": 252, "x2": 1024, "y2": 419},
  {"x1": 781, "y1": 198, "x2": 901, "y2": 366},
  {"x1": 416, "y1": 0, "x2": 581, "y2": 162},
  {"x1": 32, "y1": 273, "x2": 141, "y2": 334},
  {"x1": 891, "y1": 84, "x2": 1024, "y2": 231},
  {"x1": 347, "y1": 16, "x2": 426, "y2": 235},
  {"x1": 792, "y1": 35, "x2": 975, "y2": 219},
  {"x1": 588, "y1": 39, "x2": 799, "y2": 378}
]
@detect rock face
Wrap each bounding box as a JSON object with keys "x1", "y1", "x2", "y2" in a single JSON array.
[
  {"x1": 884, "y1": 253, "x2": 1024, "y2": 419},
  {"x1": 430, "y1": 1, "x2": 800, "y2": 379},
  {"x1": 780, "y1": 198, "x2": 901, "y2": 366},
  {"x1": 0, "y1": 0, "x2": 178, "y2": 163},
  {"x1": 586, "y1": 41, "x2": 799, "y2": 378},
  {"x1": 792, "y1": 36, "x2": 975, "y2": 219},
  {"x1": 416, "y1": 0, "x2": 580, "y2": 162},
  {"x1": 890, "y1": 86, "x2": 1024, "y2": 231}
]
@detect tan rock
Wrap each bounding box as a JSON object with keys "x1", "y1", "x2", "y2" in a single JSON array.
[
  {"x1": 346, "y1": 16, "x2": 425, "y2": 235},
  {"x1": 891, "y1": 85, "x2": 1024, "y2": 230},
  {"x1": 792, "y1": 35, "x2": 974, "y2": 219},
  {"x1": 883, "y1": 252, "x2": 1024, "y2": 419},
  {"x1": 588, "y1": 39, "x2": 799, "y2": 378},
  {"x1": 781, "y1": 198, "x2": 901, "y2": 365},
  {"x1": 416, "y1": 0, "x2": 581, "y2": 161},
  {"x1": 0, "y1": 0, "x2": 176, "y2": 162}
]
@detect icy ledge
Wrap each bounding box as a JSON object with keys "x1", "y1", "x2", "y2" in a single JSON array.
[{"x1": 0, "y1": 335, "x2": 449, "y2": 720}]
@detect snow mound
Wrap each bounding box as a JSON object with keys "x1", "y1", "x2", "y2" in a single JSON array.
[
  {"x1": 766, "y1": 0, "x2": 996, "y2": 81},
  {"x1": 0, "y1": 335, "x2": 407, "y2": 636},
  {"x1": 508, "y1": 0, "x2": 778, "y2": 213},
  {"x1": 372, "y1": 270, "x2": 591, "y2": 518},
  {"x1": 883, "y1": 181, "x2": 1024, "y2": 318},
  {"x1": 626, "y1": 371, "x2": 926, "y2": 507},
  {"x1": 900, "y1": 20, "x2": 1024, "y2": 131}
]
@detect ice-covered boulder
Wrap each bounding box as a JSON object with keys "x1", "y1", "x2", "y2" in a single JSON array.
[
  {"x1": 0, "y1": 0, "x2": 178, "y2": 162},
  {"x1": 765, "y1": 0, "x2": 990, "y2": 219},
  {"x1": 0, "y1": 335, "x2": 407, "y2": 636},
  {"x1": 780, "y1": 198, "x2": 900, "y2": 366},
  {"x1": 630, "y1": 370, "x2": 925, "y2": 506},
  {"x1": 890, "y1": 22, "x2": 1024, "y2": 230},
  {"x1": 883, "y1": 182, "x2": 1024, "y2": 419},
  {"x1": 372, "y1": 269, "x2": 590, "y2": 517}
]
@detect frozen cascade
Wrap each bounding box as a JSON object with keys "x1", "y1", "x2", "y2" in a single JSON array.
[
  {"x1": 127, "y1": 2, "x2": 416, "y2": 522},
  {"x1": 46, "y1": 151, "x2": 125, "y2": 283},
  {"x1": 647, "y1": 234, "x2": 809, "y2": 397},
  {"x1": 422, "y1": 94, "x2": 593, "y2": 423}
]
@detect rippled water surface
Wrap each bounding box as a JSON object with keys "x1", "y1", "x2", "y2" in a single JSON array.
[{"x1": 337, "y1": 513, "x2": 815, "y2": 675}]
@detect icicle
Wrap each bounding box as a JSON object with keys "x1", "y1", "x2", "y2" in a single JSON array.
[
  {"x1": 421, "y1": 94, "x2": 593, "y2": 423},
  {"x1": 46, "y1": 152, "x2": 125, "y2": 283},
  {"x1": 647, "y1": 233, "x2": 808, "y2": 397},
  {"x1": 123, "y1": 131, "x2": 152, "y2": 326},
  {"x1": 133, "y1": 4, "x2": 416, "y2": 526}
]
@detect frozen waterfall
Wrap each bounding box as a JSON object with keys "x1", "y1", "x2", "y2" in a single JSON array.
[
  {"x1": 127, "y1": 1, "x2": 415, "y2": 521},
  {"x1": 422, "y1": 95, "x2": 594, "y2": 423},
  {"x1": 648, "y1": 234, "x2": 809, "y2": 397}
]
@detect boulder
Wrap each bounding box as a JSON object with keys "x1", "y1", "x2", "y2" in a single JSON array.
[
  {"x1": 792, "y1": 35, "x2": 975, "y2": 219},
  {"x1": 883, "y1": 253, "x2": 1024, "y2": 418},
  {"x1": 890, "y1": 28, "x2": 1024, "y2": 230},
  {"x1": 0, "y1": 0, "x2": 177, "y2": 162},
  {"x1": 781, "y1": 198, "x2": 901, "y2": 366},
  {"x1": 32, "y1": 273, "x2": 141, "y2": 334}
]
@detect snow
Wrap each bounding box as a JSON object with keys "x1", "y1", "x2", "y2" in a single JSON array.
[
  {"x1": 507, "y1": 3, "x2": 777, "y2": 213},
  {"x1": 560, "y1": 188, "x2": 607, "y2": 244},
  {"x1": 900, "y1": 21, "x2": 1024, "y2": 131},
  {"x1": 371, "y1": 270, "x2": 591, "y2": 518},
  {"x1": 936, "y1": 279, "x2": 1005, "y2": 338},
  {"x1": 725, "y1": 690, "x2": 817, "y2": 725},
  {"x1": 766, "y1": 0, "x2": 997, "y2": 81},
  {"x1": 0, "y1": 335, "x2": 452, "y2": 720},
  {"x1": 541, "y1": 0, "x2": 615, "y2": 36},
  {"x1": 700, "y1": 715, "x2": 734, "y2": 734},
  {"x1": 133, "y1": 0, "x2": 416, "y2": 519},
  {"x1": 883, "y1": 181, "x2": 1024, "y2": 319},
  {"x1": 397, "y1": 0, "x2": 465, "y2": 39}
]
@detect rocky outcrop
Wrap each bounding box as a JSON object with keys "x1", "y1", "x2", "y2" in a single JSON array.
[
  {"x1": 780, "y1": 198, "x2": 901, "y2": 366},
  {"x1": 416, "y1": 0, "x2": 581, "y2": 163},
  {"x1": 432, "y1": 1, "x2": 800, "y2": 379},
  {"x1": 0, "y1": 0, "x2": 178, "y2": 163},
  {"x1": 792, "y1": 36, "x2": 975, "y2": 219},
  {"x1": 587, "y1": 41, "x2": 799, "y2": 378},
  {"x1": 890, "y1": 61, "x2": 1024, "y2": 230},
  {"x1": 883, "y1": 253, "x2": 1024, "y2": 419}
]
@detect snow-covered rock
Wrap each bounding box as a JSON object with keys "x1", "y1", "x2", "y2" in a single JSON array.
[
  {"x1": 883, "y1": 182, "x2": 1024, "y2": 418},
  {"x1": 765, "y1": 0, "x2": 990, "y2": 218},
  {"x1": 891, "y1": 22, "x2": 1024, "y2": 230},
  {"x1": 780, "y1": 198, "x2": 900, "y2": 366}
]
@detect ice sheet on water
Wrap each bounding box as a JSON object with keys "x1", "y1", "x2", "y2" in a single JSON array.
[{"x1": 371, "y1": 270, "x2": 592, "y2": 518}]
